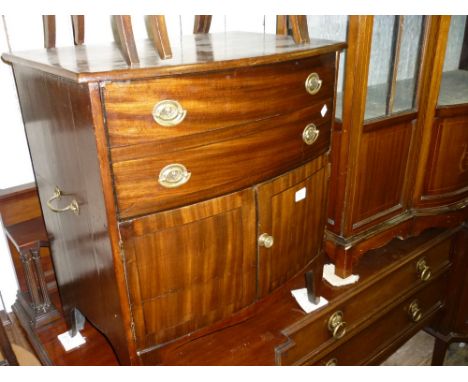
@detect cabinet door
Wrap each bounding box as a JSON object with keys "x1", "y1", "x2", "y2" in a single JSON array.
[
  {"x1": 120, "y1": 189, "x2": 257, "y2": 350},
  {"x1": 256, "y1": 157, "x2": 328, "y2": 297}
]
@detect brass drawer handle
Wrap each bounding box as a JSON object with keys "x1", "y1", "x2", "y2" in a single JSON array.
[
  {"x1": 408, "y1": 300, "x2": 423, "y2": 323},
  {"x1": 302, "y1": 123, "x2": 320, "y2": 145},
  {"x1": 328, "y1": 310, "x2": 347, "y2": 339},
  {"x1": 258, "y1": 233, "x2": 274, "y2": 248},
  {"x1": 325, "y1": 358, "x2": 338, "y2": 366},
  {"x1": 158, "y1": 164, "x2": 191, "y2": 188},
  {"x1": 152, "y1": 100, "x2": 187, "y2": 126},
  {"x1": 305, "y1": 72, "x2": 323, "y2": 95},
  {"x1": 46, "y1": 187, "x2": 80, "y2": 216},
  {"x1": 416, "y1": 258, "x2": 432, "y2": 281}
]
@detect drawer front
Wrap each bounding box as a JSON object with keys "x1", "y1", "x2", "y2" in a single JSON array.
[
  {"x1": 112, "y1": 104, "x2": 331, "y2": 219},
  {"x1": 275, "y1": 237, "x2": 452, "y2": 365},
  {"x1": 103, "y1": 54, "x2": 336, "y2": 147},
  {"x1": 309, "y1": 275, "x2": 447, "y2": 366}
]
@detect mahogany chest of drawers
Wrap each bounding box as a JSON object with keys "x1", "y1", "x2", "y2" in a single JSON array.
[{"x1": 3, "y1": 33, "x2": 345, "y2": 365}]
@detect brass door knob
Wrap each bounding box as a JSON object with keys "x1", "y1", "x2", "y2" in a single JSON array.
[
  {"x1": 152, "y1": 100, "x2": 187, "y2": 126},
  {"x1": 305, "y1": 72, "x2": 323, "y2": 95},
  {"x1": 416, "y1": 258, "x2": 432, "y2": 281},
  {"x1": 328, "y1": 310, "x2": 347, "y2": 339},
  {"x1": 258, "y1": 233, "x2": 274, "y2": 248},
  {"x1": 408, "y1": 300, "x2": 423, "y2": 323},
  {"x1": 302, "y1": 123, "x2": 320, "y2": 145},
  {"x1": 325, "y1": 358, "x2": 338, "y2": 366},
  {"x1": 158, "y1": 164, "x2": 191, "y2": 188}
]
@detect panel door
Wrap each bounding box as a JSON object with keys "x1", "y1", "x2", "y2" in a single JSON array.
[
  {"x1": 120, "y1": 188, "x2": 257, "y2": 350},
  {"x1": 256, "y1": 157, "x2": 328, "y2": 297}
]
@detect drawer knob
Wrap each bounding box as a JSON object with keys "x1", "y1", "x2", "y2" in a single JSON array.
[
  {"x1": 325, "y1": 358, "x2": 338, "y2": 366},
  {"x1": 46, "y1": 187, "x2": 80, "y2": 216},
  {"x1": 305, "y1": 72, "x2": 323, "y2": 95},
  {"x1": 152, "y1": 100, "x2": 187, "y2": 126},
  {"x1": 328, "y1": 310, "x2": 347, "y2": 339},
  {"x1": 416, "y1": 258, "x2": 432, "y2": 281},
  {"x1": 408, "y1": 300, "x2": 423, "y2": 323},
  {"x1": 158, "y1": 164, "x2": 191, "y2": 188},
  {"x1": 258, "y1": 233, "x2": 274, "y2": 248},
  {"x1": 302, "y1": 123, "x2": 320, "y2": 145}
]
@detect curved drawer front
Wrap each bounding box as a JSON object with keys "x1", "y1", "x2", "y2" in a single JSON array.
[
  {"x1": 275, "y1": 236, "x2": 452, "y2": 365},
  {"x1": 103, "y1": 54, "x2": 336, "y2": 147},
  {"x1": 112, "y1": 102, "x2": 332, "y2": 219},
  {"x1": 309, "y1": 275, "x2": 446, "y2": 366}
]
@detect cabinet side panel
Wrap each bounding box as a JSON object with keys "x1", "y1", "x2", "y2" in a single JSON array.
[{"x1": 12, "y1": 66, "x2": 130, "y2": 364}]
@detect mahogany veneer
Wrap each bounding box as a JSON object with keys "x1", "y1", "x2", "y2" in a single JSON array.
[{"x1": 3, "y1": 32, "x2": 345, "y2": 365}]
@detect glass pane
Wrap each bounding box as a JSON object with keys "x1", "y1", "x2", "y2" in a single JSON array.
[
  {"x1": 365, "y1": 16, "x2": 424, "y2": 121},
  {"x1": 438, "y1": 16, "x2": 468, "y2": 106},
  {"x1": 307, "y1": 15, "x2": 349, "y2": 120}
]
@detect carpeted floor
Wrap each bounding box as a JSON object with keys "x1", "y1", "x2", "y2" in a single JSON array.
[{"x1": 382, "y1": 330, "x2": 468, "y2": 366}]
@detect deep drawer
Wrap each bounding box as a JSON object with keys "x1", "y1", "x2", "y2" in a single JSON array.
[
  {"x1": 112, "y1": 103, "x2": 331, "y2": 219},
  {"x1": 308, "y1": 274, "x2": 447, "y2": 365},
  {"x1": 275, "y1": 236, "x2": 452, "y2": 365},
  {"x1": 103, "y1": 54, "x2": 336, "y2": 147}
]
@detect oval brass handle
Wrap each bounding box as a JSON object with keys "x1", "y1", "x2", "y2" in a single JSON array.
[
  {"x1": 416, "y1": 258, "x2": 432, "y2": 281},
  {"x1": 305, "y1": 72, "x2": 323, "y2": 95},
  {"x1": 325, "y1": 358, "x2": 338, "y2": 366},
  {"x1": 258, "y1": 233, "x2": 274, "y2": 248},
  {"x1": 328, "y1": 310, "x2": 347, "y2": 339},
  {"x1": 302, "y1": 123, "x2": 320, "y2": 145},
  {"x1": 46, "y1": 187, "x2": 80, "y2": 216},
  {"x1": 152, "y1": 100, "x2": 187, "y2": 126},
  {"x1": 158, "y1": 164, "x2": 191, "y2": 189},
  {"x1": 408, "y1": 300, "x2": 423, "y2": 323}
]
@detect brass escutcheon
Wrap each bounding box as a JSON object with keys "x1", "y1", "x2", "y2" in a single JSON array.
[
  {"x1": 416, "y1": 258, "x2": 432, "y2": 281},
  {"x1": 305, "y1": 72, "x2": 323, "y2": 95},
  {"x1": 408, "y1": 300, "x2": 423, "y2": 323},
  {"x1": 328, "y1": 310, "x2": 347, "y2": 339},
  {"x1": 325, "y1": 358, "x2": 338, "y2": 366},
  {"x1": 152, "y1": 100, "x2": 187, "y2": 126},
  {"x1": 302, "y1": 123, "x2": 320, "y2": 145},
  {"x1": 158, "y1": 164, "x2": 191, "y2": 189}
]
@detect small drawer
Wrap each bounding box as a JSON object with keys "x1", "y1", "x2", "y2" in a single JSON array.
[
  {"x1": 308, "y1": 275, "x2": 446, "y2": 365},
  {"x1": 275, "y1": 236, "x2": 452, "y2": 365},
  {"x1": 112, "y1": 104, "x2": 331, "y2": 219},
  {"x1": 103, "y1": 54, "x2": 336, "y2": 147}
]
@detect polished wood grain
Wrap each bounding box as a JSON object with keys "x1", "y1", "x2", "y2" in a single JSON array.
[
  {"x1": 2, "y1": 33, "x2": 345, "y2": 83},
  {"x1": 12, "y1": 66, "x2": 130, "y2": 364},
  {"x1": 146, "y1": 16, "x2": 172, "y2": 60},
  {"x1": 309, "y1": 275, "x2": 446, "y2": 365},
  {"x1": 0, "y1": 182, "x2": 41, "y2": 228},
  {"x1": 145, "y1": 227, "x2": 456, "y2": 365},
  {"x1": 120, "y1": 189, "x2": 257, "y2": 350},
  {"x1": 112, "y1": 105, "x2": 331, "y2": 219},
  {"x1": 256, "y1": 157, "x2": 328, "y2": 297},
  {"x1": 103, "y1": 54, "x2": 335, "y2": 147},
  {"x1": 412, "y1": 16, "x2": 452, "y2": 208},
  {"x1": 276, "y1": 16, "x2": 288, "y2": 35},
  {"x1": 421, "y1": 115, "x2": 468, "y2": 205},
  {"x1": 71, "y1": 16, "x2": 84, "y2": 46},
  {"x1": 112, "y1": 16, "x2": 139, "y2": 66},
  {"x1": 350, "y1": 119, "x2": 415, "y2": 231},
  {"x1": 193, "y1": 16, "x2": 212, "y2": 34},
  {"x1": 278, "y1": 229, "x2": 454, "y2": 365},
  {"x1": 289, "y1": 16, "x2": 310, "y2": 44},
  {"x1": 42, "y1": 16, "x2": 55, "y2": 49},
  {"x1": 327, "y1": 16, "x2": 374, "y2": 236}
]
